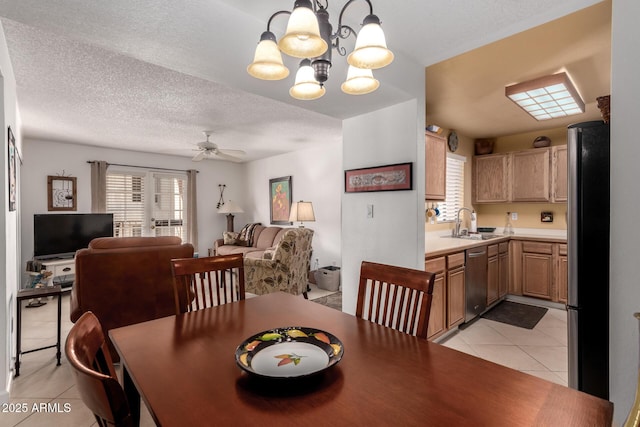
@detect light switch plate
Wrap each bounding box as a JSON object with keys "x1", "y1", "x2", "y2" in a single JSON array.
[{"x1": 511, "y1": 212, "x2": 518, "y2": 220}]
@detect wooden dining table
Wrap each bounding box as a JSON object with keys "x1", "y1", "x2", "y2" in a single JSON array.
[{"x1": 109, "y1": 292, "x2": 613, "y2": 426}]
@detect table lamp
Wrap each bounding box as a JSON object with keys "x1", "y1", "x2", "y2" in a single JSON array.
[
  {"x1": 288, "y1": 201, "x2": 315, "y2": 227},
  {"x1": 218, "y1": 200, "x2": 244, "y2": 232}
]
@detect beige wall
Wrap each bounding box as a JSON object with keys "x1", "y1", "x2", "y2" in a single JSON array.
[{"x1": 426, "y1": 126, "x2": 568, "y2": 232}]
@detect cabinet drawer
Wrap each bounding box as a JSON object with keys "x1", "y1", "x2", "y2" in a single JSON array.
[
  {"x1": 522, "y1": 241, "x2": 553, "y2": 255},
  {"x1": 425, "y1": 256, "x2": 446, "y2": 273},
  {"x1": 44, "y1": 262, "x2": 75, "y2": 277},
  {"x1": 499, "y1": 242, "x2": 509, "y2": 253},
  {"x1": 488, "y1": 244, "x2": 499, "y2": 258},
  {"x1": 558, "y1": 244, "x2": 568, "y2": 256},
  {"x1": 447, "y1": 252, "x2": 465, "y2": 269}
]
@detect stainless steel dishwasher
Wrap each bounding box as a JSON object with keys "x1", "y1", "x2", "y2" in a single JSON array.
[{"x1": 465, "y1": 247, "x2": 488, "y2": 323}]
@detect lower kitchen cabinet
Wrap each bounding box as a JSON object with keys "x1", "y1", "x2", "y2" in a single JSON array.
[
  {"x1": 447, "y1": 252, "x2": 465, "y2": 328},
  {"x1": 511, "y1": 240, "x2": 567, "y2": 303},
  {"x1": 498, "y1": 242, "x2": 509, "y2": 298},
  {"x1": 425, "y1": 256, "x2": 446, "y2": 340},
  {"x1": 522, "y1": 242, "x2": 554, "y2": 300},
  {"x1": 556, "y1": 244, "x2": 568, "y2": 304},
  {"x1": 487, "y1": 244, "x2": 499, "y2": 306}
]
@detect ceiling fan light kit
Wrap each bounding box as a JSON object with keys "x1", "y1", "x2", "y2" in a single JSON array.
[{"x1": 248, "y1": 0, "x2": 393, "y2": 100}]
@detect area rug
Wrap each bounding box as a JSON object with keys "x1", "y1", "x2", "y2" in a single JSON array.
[
  {"x1": 311, "y1": 292, "x2": 342, "y2": 311},
  {"x1": 481, "y1": 301, "x2": 548, "y2": 329}
]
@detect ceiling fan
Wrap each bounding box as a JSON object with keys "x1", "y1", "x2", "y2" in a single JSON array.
[{"x1": 192, "y1": 130, "x2": 246, "y2": 162}]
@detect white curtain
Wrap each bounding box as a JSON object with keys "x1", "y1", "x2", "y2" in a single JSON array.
[
  {"x1": 90, "y1": 160, "x2": 108, "y2": 213},
  {"x1": 186, "y1": 169, "x2": 198, "y2": 249}
]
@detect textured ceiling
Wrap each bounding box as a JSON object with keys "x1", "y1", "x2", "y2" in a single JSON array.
[{"x1": 0, "y1": 0, "x2": 604, "y2": 161}]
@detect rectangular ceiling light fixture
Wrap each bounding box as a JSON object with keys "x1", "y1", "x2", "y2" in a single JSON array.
[{"x1": 505, "y1": 72, "x2": 585, "y2": 121}]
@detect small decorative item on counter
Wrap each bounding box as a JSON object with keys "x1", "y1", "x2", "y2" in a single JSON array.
[
  {"x1": 533, "y1": 136, "x2": 551, "y2": 148},
  {"x1": 474, "y1": 138, "x2": 495, "y2": 155},
  {"x1": 596, "y1": 95, "x2": 610, "y2": 124},
  {"x1": 503, "y1": 212, "x2": 515, "y2": 235}
]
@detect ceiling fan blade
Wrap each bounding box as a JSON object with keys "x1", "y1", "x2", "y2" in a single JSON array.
[
  {"x1": 192, "y1": 151, "x2": 206, "y2": 162},
  {"x1": 218, "y1": 148, "x2": 246, "y2": 156},
  {"x1": 213, "y1": 151, "x2": 243, "y2": 162}
]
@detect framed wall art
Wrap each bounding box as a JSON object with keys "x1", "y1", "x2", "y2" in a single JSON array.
[
  {"x1": 47, "y1": 175, "x2": 77, "y2": 211},
  {"x1": 345, "y1": 162, "x2": 413, "y2": 193},
  {"x1": 269, "y1": 175, "x2": 292, "y2": 225},
  {"x1": 7, "y1": 126, "x2": 16, "y2": 211}
]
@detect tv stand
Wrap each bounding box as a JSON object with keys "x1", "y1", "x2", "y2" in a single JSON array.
[{"x1": 40, "y1": 258, "x2": 75, "y2": 289}]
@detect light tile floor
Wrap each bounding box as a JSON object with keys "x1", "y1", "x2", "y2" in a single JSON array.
[
  {"x1": 4, "y1": 289, "x2": 564, "y2": 426},
  {"x1": 440, "y1": 304, "x2": 569, "y2": 386}
]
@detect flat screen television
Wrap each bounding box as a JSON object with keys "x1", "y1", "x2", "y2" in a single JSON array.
[{"x1": 33, "y1": 213, "x2": 114, "y2": 259}]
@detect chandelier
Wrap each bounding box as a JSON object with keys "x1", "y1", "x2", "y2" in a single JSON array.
[{"x1": 247, "y1": 0, "x2": 394, "y2": 100}]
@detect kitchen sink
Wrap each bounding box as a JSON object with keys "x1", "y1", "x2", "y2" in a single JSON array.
[{"x1": 443, "y1": 234, "x2": 502, "y2": 241}]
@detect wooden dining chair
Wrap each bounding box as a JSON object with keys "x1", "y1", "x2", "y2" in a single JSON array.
[
  {"x1": 170, "y1": 253, "x2": 245, "y2": 314},
  {"x1": 65, "y1": 311, "x2": 135, "y2": 427},
  {"x1": 356, "y1": 261, "x2": 436, "y2": 339}
]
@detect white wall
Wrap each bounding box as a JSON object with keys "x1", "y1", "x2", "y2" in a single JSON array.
[
  {"x1": 341, "y1": 98, "x2": 426, "y2": 315},
  {"x1": 0, "y1": 19, "x2": 20, "y2": 403},
  {"x1": 20, "y1": 139, "x2": 246, "y2": 264},
  {"x1": 245, "y1": 141, "x2": 342, "y2": 270},
  {"x1": 609, "y1": 0, "x2": 640, "y2": 423}
]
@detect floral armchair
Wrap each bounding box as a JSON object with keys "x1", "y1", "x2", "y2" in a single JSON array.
[{"x1": 244, "y1": 228, "x2": 314, "y2": 298}]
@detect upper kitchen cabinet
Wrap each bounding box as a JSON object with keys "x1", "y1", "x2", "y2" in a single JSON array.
[
  {"x1": 552, "y1": 145, "x2": 568, "y2": 202},
  {"x1": 473, "y1": 153, "x2": 510, "y2": 203},
  {"x1": 473, "y1": 145, "x2": 567, "y2": 204},
  {"x1": 511, "y1": 148, "x2": 550, "y2": 202},
  {"x1": 425, "y1": 132, "x2": 446, "y2": 200}
]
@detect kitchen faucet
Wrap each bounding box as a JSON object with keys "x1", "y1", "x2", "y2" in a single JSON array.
[{"x1": 453, "y1": 207, "x2": 473, "y2": 237}]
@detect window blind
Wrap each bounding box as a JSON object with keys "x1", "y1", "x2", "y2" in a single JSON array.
[
  {"x1": 106, "y1": 172, "x2": 146, "y2": 237},
  {"x1": 152, "y1": 173, "x2": 188, "y2": 242},
  {"x1": 438, "y1": 154, "x2": 466, "y2": 223}
]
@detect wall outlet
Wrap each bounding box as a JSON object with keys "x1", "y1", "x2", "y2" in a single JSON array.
[
  {"x1": 367, "y1": 204, "x2": 374, "y2": 218},
  {"x1": 511, "y1": 212, "x2": 518, "y2": 220}
]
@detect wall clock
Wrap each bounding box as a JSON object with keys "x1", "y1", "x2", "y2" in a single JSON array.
[{"x1": 448, "y1": 131, "x2": 459, "y2": 152}]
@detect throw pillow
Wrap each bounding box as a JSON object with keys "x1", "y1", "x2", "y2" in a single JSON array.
[{"x1": 223, "y1": 232, "x2": 239, "y2": 245}]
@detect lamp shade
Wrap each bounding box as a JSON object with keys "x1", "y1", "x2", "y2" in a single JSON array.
[
  {"x1": 278, "y1": 0, "x2": 328, "y2": 59},
  {"x1": 247, "y1": 31, "x2": 290, "y2": 80},
  {"x1": 289, "y1": 201, "x2": 315, "y2": 225},
  {"x1": 341, "y1": 66, "x2": 380, "y2": 95},
  {"x1": 347, "y1": 15, "x2": 394, "y2": 69},
  {"x1": 290, "y1": 59, "x2": 325, "y2": 100},
  {"x1": 218, "y1": 200, "x2": 244, "y2": 214}
]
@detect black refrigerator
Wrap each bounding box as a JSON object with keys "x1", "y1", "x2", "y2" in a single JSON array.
[{"x1": 567, "y1": 120, "x2": 610, "y2": 400}]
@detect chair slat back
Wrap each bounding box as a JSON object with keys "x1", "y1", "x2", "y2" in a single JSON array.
[
  {"x1": 356, "y1": 261, "x2": 436, "y2": 339},
  {"x1": 171, "y1": 253, "x2": 245, "y2": 314},
  {"x1": 65, "y1": 311, "x2": 134, "y2": 427}
]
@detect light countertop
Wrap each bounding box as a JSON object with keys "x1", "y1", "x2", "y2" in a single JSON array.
[{"x1": 426, "y1": 228, "x2": 567, "y2": 258}]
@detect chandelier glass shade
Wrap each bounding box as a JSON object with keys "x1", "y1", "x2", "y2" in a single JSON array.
[
  {"x1": 290, "y1": 59, "x2": 326, "y2": 100},
  {"x1": 247, "y1": 32, "x2": 290, "y2": 80},
  {"x1": 248, "y1": 0, "x2": 393, "y2": 100},
  {"x1": 278, "y1": 0, "x2": 328, "y2": 58},
  {"x1": 341, "y1": 65, "x2": 379, "y2": 95}
]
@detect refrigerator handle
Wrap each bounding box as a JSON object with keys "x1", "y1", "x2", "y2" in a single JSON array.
[
  {"x1": 567, "y1": 127, "x2": 579, "y2": 307},
  {"x1": 568, "y1": 308, "x2": 580, "y2": 390}
]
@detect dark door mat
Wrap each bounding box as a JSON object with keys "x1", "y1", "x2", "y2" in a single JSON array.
[{"x1": 481, "y1": 301, "x2": 548, "y2": 329}]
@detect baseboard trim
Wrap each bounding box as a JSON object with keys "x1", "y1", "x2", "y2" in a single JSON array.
[{"x1": 505, "y1": 295, "x2": 566, "y2": 310}]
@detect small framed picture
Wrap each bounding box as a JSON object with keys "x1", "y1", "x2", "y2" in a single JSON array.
[
  {"x1": 541, "y1": 211, "x2": 553, "y2": 222},
  {"x1": 48, "y1": 175, "x2": 77, "y2": 211},
  {"x1": 269, "y1": 175, "x2": 292, "y2": 225}
]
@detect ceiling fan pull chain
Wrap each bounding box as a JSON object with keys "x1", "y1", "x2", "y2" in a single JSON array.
[{"x1": 217, "y1": 184, "x2": 226, "y2": 209}]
